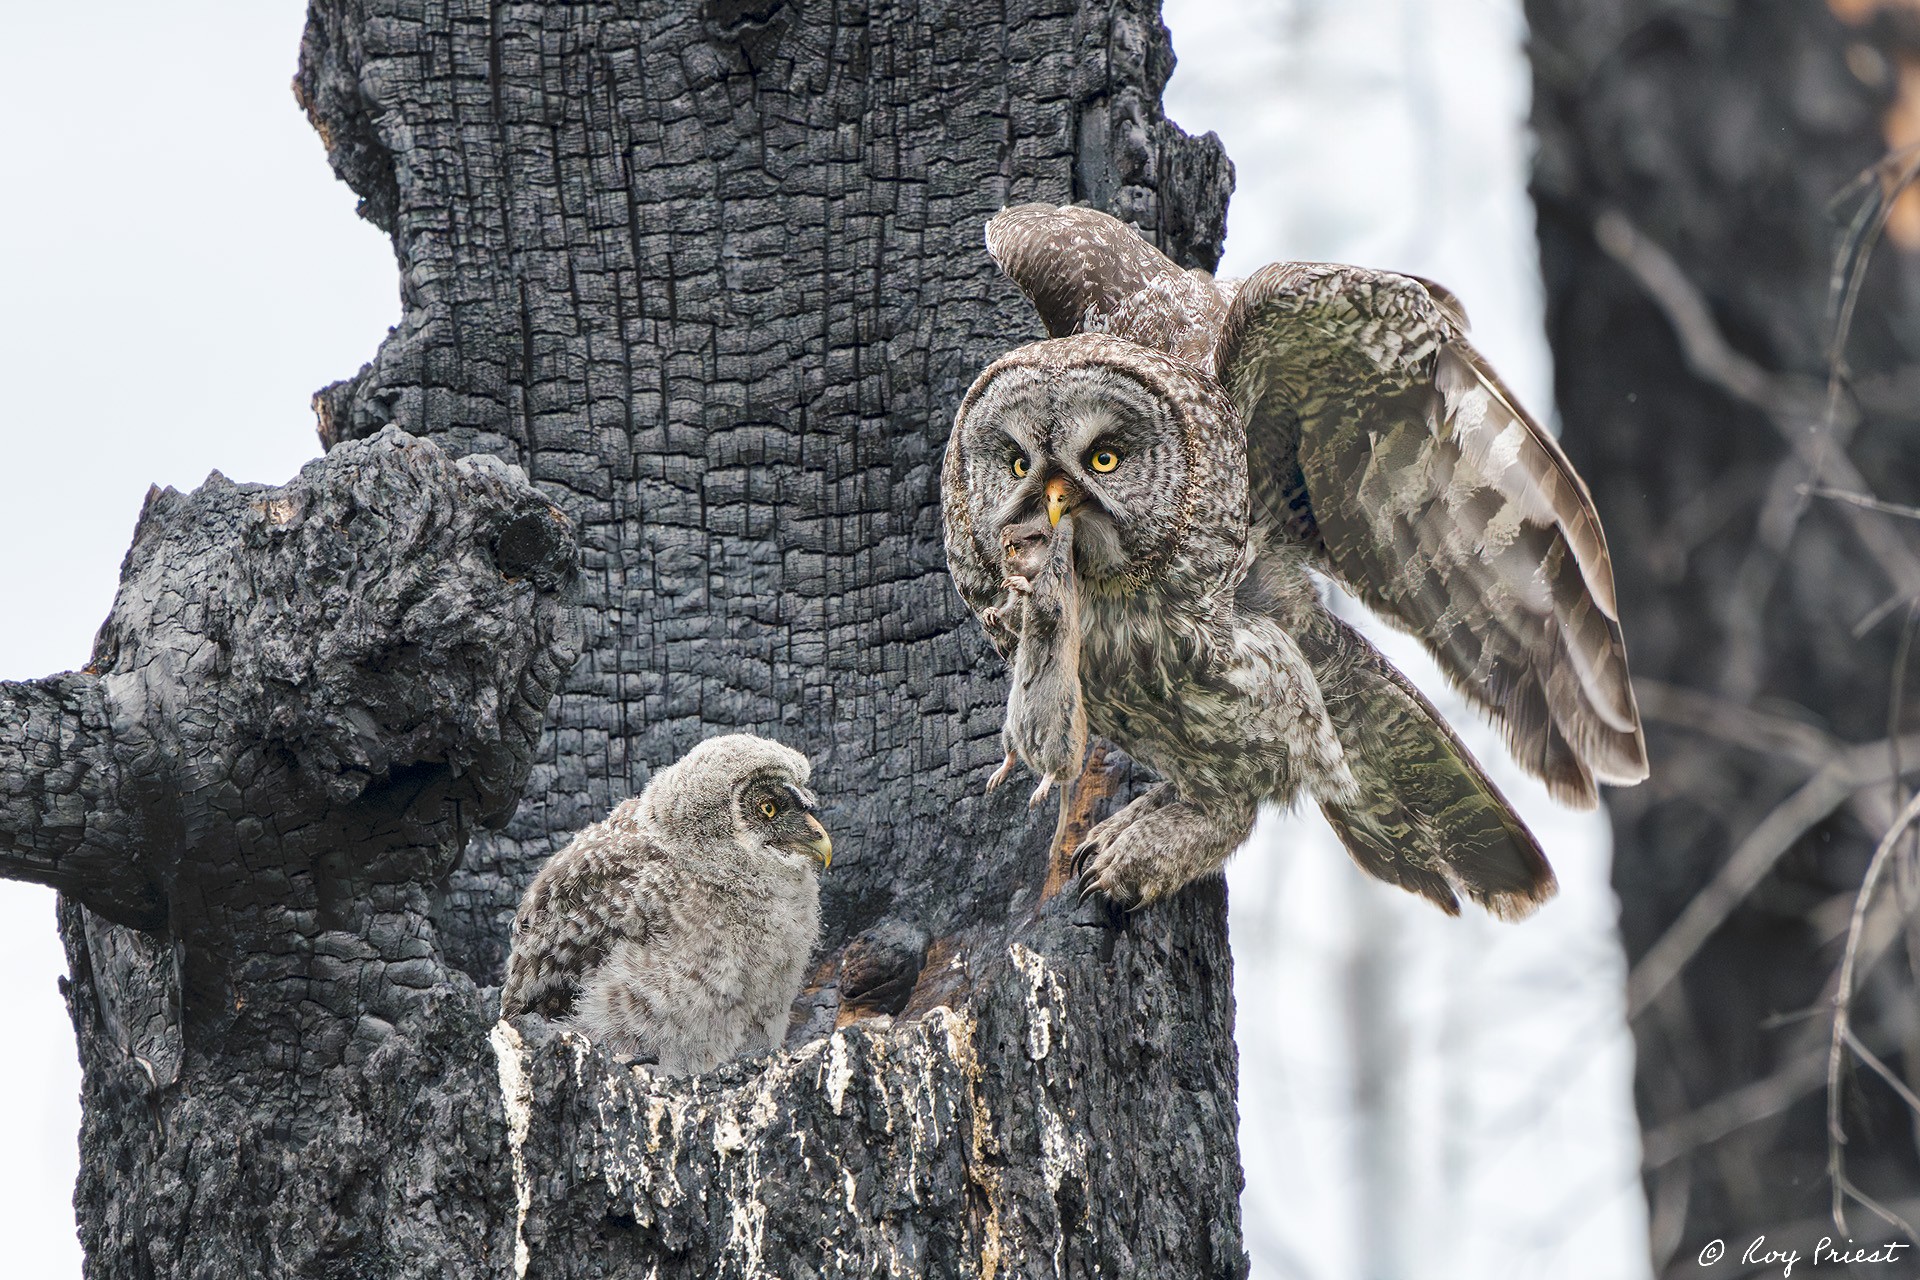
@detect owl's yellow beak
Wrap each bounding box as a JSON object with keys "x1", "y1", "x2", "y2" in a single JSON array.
[
  {"x1": 1044, "y1": 476, "x2": 1072, "y2": 528},
  {"x1": 804, "y1": 813, "x2": 833, "y2": 869}
]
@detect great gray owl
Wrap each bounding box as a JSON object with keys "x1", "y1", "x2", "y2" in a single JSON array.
[
  {"x1": 941, "y1": 203, "x2": 1647, "y2": 915},
  {"x1": 500, "y1": 734, "x2": 832, "y2": 1072}
]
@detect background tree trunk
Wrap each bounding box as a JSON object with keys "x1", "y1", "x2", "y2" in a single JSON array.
[
  {"x1": 23, "y1": 1, "x2": 1247, "y2": 1276},
  {"x1": 1524, "y1": 0, "x2": 1920, "y2": 1267}
]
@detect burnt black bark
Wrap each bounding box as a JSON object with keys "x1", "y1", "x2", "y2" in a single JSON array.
[
  {"x1": 1525, "y1": 0, "x2": 1920, "y2": 1265},
  {"x1": 22, "y1": 2, "x2": 1244, "y2": 1277}
]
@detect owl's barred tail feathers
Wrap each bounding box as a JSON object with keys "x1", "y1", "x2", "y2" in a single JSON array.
[{"x1": 1308, "y1": 619, "x2": 1557, "y2": 919}]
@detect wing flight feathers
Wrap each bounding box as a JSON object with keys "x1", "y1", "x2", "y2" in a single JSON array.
[
  {"x1": 985, "y1": 204, "x2": 1188, "y2": 338},
  {"x1": 978, "y1": 208, "x2": 1648, "y2": 800},
  {"x1": 985, "y1": 204, "x2": 1225, "y2": 362},
  {"x1": 1307, "y1": 615, "x2": 1558, "y2": 919},
  {"x1": 1434, "y1": 346, "x2": 1619, "y2": 621},
  {"x1": 1219, "y1": 265, "x2": 1648, "y2": 798}
]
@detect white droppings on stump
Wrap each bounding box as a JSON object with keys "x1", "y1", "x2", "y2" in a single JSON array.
[
  {"x1": 489, "y1": 1020, "x2": 536, "y2": 1280},
  {"x1": 825, "y1": 1030, "x2": 855, "y2": 1115},
  {"x1": 1008, "y1": 943, "x2": 1060, "y2": 1061}
]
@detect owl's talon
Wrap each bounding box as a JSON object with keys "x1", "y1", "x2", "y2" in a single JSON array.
[
  {"x1": 1077, "y1": 868, "x2": 1138, "y2": 911},
  {"x1": 1069, "y1": 832, "x2": 1103, "y2": 879},
  {"x1": 1073, "y1": 791, "x2": 1248, "y2": 910},
  {"x1": 1074, "y1": 864, "x2": 1134, "y2": 911}
]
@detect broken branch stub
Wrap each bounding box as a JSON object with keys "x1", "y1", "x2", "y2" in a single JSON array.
[{"x1": 2, "y1": 425, "x2": 578, "y2": 1038}]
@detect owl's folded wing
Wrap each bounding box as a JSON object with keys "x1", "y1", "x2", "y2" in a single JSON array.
[
  {"x1": 500, "y1": 834, "x2": 665, "y2": 1022},
  {"x1": 1216, "y1": 262, "x2": 1647, "y2": 806}
]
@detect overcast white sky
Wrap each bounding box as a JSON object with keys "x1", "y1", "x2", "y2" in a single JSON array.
[
  {"x1": 0, "y1": 5, "x2": 395, "y2": 1271},
  {"x1": 0, "y1": 2, "x2": 1647, "y2": 1276}
]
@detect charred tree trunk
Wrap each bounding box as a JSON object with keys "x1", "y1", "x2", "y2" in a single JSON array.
[
  {"x1": 12, "y1": 2, "x2": 1243, "y2": 1276},
  {"x1": 1525, "y1": 0, "x2": 1920, "y2": 1266}
]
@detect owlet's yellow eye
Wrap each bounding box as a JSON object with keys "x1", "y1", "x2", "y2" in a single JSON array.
[
  {"x1": 1088, "y1": 448, "x2": 1120, "y2": 473},
  {"x1": 759, "y1": 800, "x2": 779, "y2": 819},
  {"x1": 1011, "y1": 455, "x2": 1030, "y2": 478}
]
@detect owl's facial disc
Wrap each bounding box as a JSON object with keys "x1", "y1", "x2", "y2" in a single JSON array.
[
  {"x1": 1004, "y1": 471, "x2": 1125, "y2": 581},
  {"x1": 960, "y1": 352, "x2": 1191, "y2": 590},
  {"x1": 1025, "y1": 372, "x2": 1172, "y2": 582},
  {"x1": 740, "y1": 774, "x2": 832, "y2": 869}
]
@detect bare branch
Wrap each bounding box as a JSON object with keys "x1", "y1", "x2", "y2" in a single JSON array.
[
  {"x1": 1835, "y1": 1173, "x2": 1920, "y2": 1244},
  {"x1": 1857, "y1": 590, "x2": 1917, "y2": 639},
  {"x1": 1641, "y1": 1052, "x2": 1826, "y2": 1169},
  {"x1": 1591, "y1": 210, "x2": 1802, "y2": 412},
  {"x1": 1633, "y1": 677, "x2": 1840, "y2": 770},
  {"x1": 1828, "y1": 790, "x2": 1920, "y2": 1235},
  {"x1": 1641, "y1": 967, "x2": 1920, "y2": 1169},
  {"x1": 1843, "y1": 1027, "x2": 1920, "y2": 1121},
  {"x1": 1627, "y1": 736, "x2": 1920, "y2": 1017},
  {"x1": 1593, "y1": 208, "x2": 1920, "y2": 600},
  {"x1": 1805, "y1": 484, "x2": 1920, "y2": 523}
]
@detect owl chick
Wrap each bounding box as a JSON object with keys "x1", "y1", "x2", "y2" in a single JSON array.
[
  {"x1": 983, "y1": 514, "x2": 1088, "y2": 807},
  {"x1": 500, "y1": 734, "x2": 832, "y2": 1073}
]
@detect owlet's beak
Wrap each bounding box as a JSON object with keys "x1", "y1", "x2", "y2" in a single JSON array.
[
  {"x1": 1045, "y1": 476, "x2": 1072, "y2": 528},
  {"x1": 804, "y1": 813, "x2": 833, "y2": 869}
]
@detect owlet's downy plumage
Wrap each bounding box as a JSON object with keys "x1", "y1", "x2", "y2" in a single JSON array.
[
  {"x1": 942, "y1": 204, "x2": 1648, "y2": 916},
  {"x1": 500, "y1": 734, "x2": 833, "y2": 1073}
]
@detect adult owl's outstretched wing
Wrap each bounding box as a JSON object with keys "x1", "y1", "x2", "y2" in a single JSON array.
[
  {"x1": 1217, "y1": 262, "x2": 1647, "y2": 806},
  {"x1": 501, "y1": 827, "x2": 665, "y2": 1021},
  {"x1": 985, "y1": 204, "x2": 1225, "y2": 363}
]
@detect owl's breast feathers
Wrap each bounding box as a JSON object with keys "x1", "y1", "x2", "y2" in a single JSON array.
[{"x1": 1076, "y1": 579, "x2": 1343, "y2": 808}]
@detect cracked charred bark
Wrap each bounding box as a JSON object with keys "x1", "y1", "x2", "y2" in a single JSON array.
[
  {"x1": 1525, "y1": 0, "x2": 1920, "y2": 1260},
  {"x1": 18, "y1": 2, "x2": 1244, "y2": 1276}
]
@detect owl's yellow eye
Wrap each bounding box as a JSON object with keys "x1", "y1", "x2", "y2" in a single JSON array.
[
  {"x1": 1011, "y1": 455, "x2": 1030, "y2": 478},
  {"x1": 759, "y1": 800, "x2": 779, "y2": 819},
  {"x1": 1088, "y1": 448, "x2": 1121, "y2": 474}
]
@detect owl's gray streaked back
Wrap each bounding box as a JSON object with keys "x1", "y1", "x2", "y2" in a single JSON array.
[{"x1": 500, "y1": 803, "x2": 665, "y2": 1023}]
